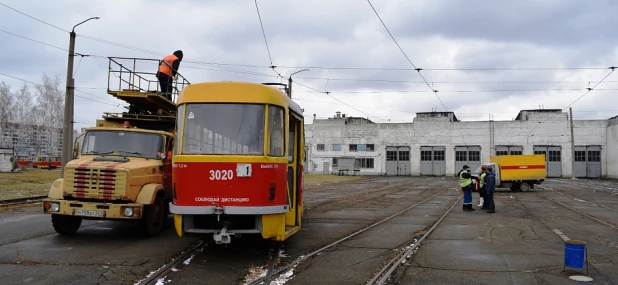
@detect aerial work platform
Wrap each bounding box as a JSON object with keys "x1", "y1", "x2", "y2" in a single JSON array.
[{"x1": 106, "y1": 57, "x2": 190, "y2": 118}]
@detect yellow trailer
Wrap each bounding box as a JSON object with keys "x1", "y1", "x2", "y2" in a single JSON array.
[{"x1": 474, "y1": 154, "x2": 546, "y2": 192}]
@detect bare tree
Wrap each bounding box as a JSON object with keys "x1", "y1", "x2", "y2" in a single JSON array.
[
  {"x1": 0, "y1": 82, "x2": 14, "y2": 124},
  {"x1": 34, "y1": 73, "x2": 64, "y2": 157}
]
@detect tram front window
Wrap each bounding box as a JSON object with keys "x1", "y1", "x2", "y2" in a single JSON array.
[
  {"x1": 182, "y1": 104, "x2": 265, "y2": 155},
  {"x1": 81, "y1": 131, "x2": 163, "y2": 159}
]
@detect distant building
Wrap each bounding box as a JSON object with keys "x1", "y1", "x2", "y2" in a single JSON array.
[
  {"x1": 0, "y1": 122, "x2": 64, "y2": 157},
  {"x1": 306, "y1": 109, "x2": 618, "y2": 179}
]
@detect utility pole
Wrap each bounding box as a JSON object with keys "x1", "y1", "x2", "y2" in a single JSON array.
[
  {"x1": 287, "y1": 69, "x2": 309, "y2": 98},
  {"x1": 569, "y1": 107, "x2": 575, "y2": 179},
  {"x1": 60, "y1": 17, "x2": 99, "y2": 178}
]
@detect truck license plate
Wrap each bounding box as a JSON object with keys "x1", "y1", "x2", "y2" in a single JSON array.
[{"x1": 75, "y1": 209, "x2": 104, "y2": 217}]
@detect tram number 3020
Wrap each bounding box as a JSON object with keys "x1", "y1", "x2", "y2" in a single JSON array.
[{"x1": 209, "y1": 170, "x2": 234, "y2": 180}]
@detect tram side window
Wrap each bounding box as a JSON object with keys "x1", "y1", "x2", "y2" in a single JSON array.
[
  {"x1": 269, "y1": 105, "x2": 285, "y2": 157},
  {"x1": 288, "y1": 119, "x2": 296, "y2": 163}
]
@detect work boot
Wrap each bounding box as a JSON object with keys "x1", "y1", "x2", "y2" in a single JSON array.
[
  {"x1": 469, "y1": 204, "x2": 476, "y2": 211},
  {"x1": 463, "y1": 204, "x2": 471, "y2": 211},
  {"x1": 487, "y1": 208, "x2": 495, "y2": 213},
  {"x1": 478, "y1": 198, "x2": 484, "y2": 207}
]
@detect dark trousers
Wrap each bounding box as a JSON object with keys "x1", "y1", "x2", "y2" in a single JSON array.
[
  {"x1": 486, "y1": 192, "x2": 495, "y2": 212},
  {"x1": 158, "y1": 73, "x2": 173, "y2": 101}
]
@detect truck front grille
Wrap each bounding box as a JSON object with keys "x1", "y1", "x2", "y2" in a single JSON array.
[{"x1": 65, "y1": 168, "x2": 127, "y2": 200}]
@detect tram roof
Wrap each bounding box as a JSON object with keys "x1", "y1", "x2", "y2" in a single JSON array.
[{"x1": 177, "y1": 82, "x2": 304, "y2": 116}]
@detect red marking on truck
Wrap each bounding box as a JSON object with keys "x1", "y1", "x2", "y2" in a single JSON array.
[
  {"x1": 102, "y1": 162, "x2": 124, "y2": 200},
  {"x1": 74, "y1": 162, "x2": 94, "y2": 198},
  {"x1": 501, "y1": 165, "x2": 546, "y2": 170}
]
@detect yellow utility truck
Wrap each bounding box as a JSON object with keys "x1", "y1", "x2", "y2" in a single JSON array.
[
  {"x1": 42, "y1": 57, "x2": 189, "y2": 236},
  {"x1": 473, "y1": 154, "x2": 546, "y2": 192}
]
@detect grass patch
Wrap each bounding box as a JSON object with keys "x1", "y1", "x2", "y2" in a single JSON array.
[
  {"x1": 0, "y1": 169, "x2": 59, "y2": 200},
  {"x1": 304, "y1": 174, "x2": 365, "y2": 186}
]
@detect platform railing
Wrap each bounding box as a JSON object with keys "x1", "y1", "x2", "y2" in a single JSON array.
[{"x1": 107, "y1": 57, "x2": 190, "y2": 103}]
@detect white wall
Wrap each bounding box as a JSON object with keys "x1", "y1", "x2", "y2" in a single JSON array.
[
  {"x1": 607, "y1": 118, "x2": 618, "y2": 178},
  {"x1": 306, "y1": 113, "x2": 610, "y2": 177},
  {"x1": 0, "y1": 149, "x2": 13, "y2": 173}
]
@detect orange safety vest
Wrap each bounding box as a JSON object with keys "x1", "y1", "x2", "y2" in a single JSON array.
[{"x1": 158, "y1": 54, "x2": 178, "y2": 77}]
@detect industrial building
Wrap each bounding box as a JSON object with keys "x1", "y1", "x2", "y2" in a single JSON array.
[{"x1": 305, "y1": 109, "x2": 618, "y2": 179}]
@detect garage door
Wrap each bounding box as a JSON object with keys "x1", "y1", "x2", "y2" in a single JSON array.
[
  {"x1": 495, "y1": 145, "x2": 523, "y2": 156},
  {"x1": 454, "y1": 145, "x2": 482, "y2": 173},
  {"x1": 534, "y1": 145, "x2": 562, "y2": 178},
  {"x1": 574, "y1": 145, "x2": 602, "y2": 178},
  {"x1": 386, "y1": 146, "x2": 411, "y2": 176},
  {"x1": 420, "y1": 146, "x2": 446, "y2": 176}
]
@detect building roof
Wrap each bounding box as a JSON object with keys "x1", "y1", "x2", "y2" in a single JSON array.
[{"x1": 515, "y1": 109, "x2": 562, "y2": 120}]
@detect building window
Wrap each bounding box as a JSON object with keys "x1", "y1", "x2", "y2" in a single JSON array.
[
  {"x1": 455, "y1": 151, "x2": 467, "y2": 161},
  {"x1": 349, "y1": 144, "x2": 358, "y2": 151},
  {"x1": 354, "y1": 158, "x2": 374, "y2": 169},
  {"x1": 386, "y1": 151, "x2": 397, "y2": 161},
  {"x1": 421, "y1": 151, "x2": 432, "y2": 161},
  {"x1": 496, "y1": 151, "x2": 508, "y2": 156},
  {"x1": 398, "y1": 151, "x2": 410, "y2": 161},
  {"x1": 575, "y1": 151, "x2": 586, "y2": 162},
  {"x1": 332, "y1": 157, "x2": 338, "y2": 167},
  {"x1": 588, "y1": 151, "x2": 600, "y2": 162},
  {"x1": 332, "y1": 144, "x2": 341, "y2": 151},
  {"x1": 469, "y1": 151, "x2": 480, "y2": 161},
  {"x1": 548, "y1": 151, "x2": 561, "y2": 162},
  {"x1": 317, "y1": 144, "x2": 325, "y2": 151},
  {"x1": 366, "y1": 144, "x2": 375, "y2": 151},
  {"x1": 433, "y1": 151, "x2": 445, "y2": 161},
  {"x1": 510, "y1": 150, "x2": 522, "y2": 155},
  {"x1": 357, "y1": 144, "x2": 367, "y2": 151}
]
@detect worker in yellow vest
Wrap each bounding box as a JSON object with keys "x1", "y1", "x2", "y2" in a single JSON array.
[
  {"x1": 156, "y1": 50, "x2": 183, "y2": 101},
  {"x1": 477, "y1": 165, "x2": 488, "y2": 209},
  {"x1": 458, "y1": 165, "x2": 478, "y2": 211}
]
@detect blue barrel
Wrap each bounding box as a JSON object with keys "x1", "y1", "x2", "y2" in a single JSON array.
[{"x1": 564, "y1": 240, "x2": 586, "y2": 268}]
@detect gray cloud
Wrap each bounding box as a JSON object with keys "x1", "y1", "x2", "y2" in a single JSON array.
[{"x1": 1, "y1": 0, "x2": 617, "y2": 129}]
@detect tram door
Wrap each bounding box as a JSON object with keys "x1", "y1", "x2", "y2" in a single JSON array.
[{"x1": 286, "y1": 112, "x2": 303, "y2": 227}]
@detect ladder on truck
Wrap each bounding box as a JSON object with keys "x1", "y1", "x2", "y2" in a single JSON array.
[{"x1": 104, "y1": 57, "x2": 190, "y2": 130}]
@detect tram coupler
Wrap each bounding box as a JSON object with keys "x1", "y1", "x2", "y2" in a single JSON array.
[{"x1": 213, "y1": 227, "x2": 231, "y2": 244}]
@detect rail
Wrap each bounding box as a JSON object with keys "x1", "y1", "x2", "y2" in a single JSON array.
[{"x1": 107, "y1": 57, "x2": 190, "y2": 103}]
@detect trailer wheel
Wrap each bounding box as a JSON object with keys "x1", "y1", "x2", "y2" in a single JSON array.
[
  {"x1": 51, "y1": 214, "x2": 82, "y2": 235},
  {"x1": 519, "y1": 183, "x2": 531, "y2": 192},
  {"x1": 140, "y1": 194, "x2": 165, "y2": 237}
]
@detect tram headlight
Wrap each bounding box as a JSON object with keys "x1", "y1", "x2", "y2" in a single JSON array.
[
  {"x1": 50, "y1": 202, "x2": 60, "y2": 212},
  {"x1": 123, "y1": 207, "x2": 134, "y2": 217}
]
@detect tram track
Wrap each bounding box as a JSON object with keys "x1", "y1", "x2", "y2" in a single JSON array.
[
  {"x1": 540, "y1": 193, "x2": 618, "y2": 230},
  {"x1": 246, "y1": 188, "x2": 457, "y2": 285},
  {"x1": 0, "y1": 195, "x2": 46, "y2": 207},
  {"x1": 367, "y1": 194, "x2": 461, "y2": 285}
]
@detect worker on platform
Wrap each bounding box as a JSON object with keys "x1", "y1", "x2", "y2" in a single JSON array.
[
  {"x1": 477, "y1": 165, "x2": 488, "y2": 209},
  {"x1": 156, "y1": 50, "x2": 183, "y2": 101},
  {"x1": 485, "y1": 166, "x2": 496, "y2": 213},
  {"x1": 458, "y1": 165, "x2": 478, "y2": 211}
]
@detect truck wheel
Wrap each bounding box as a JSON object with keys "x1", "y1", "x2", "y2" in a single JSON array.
[
  {"x1": 51, "y1": 214, "x2": 82, "y2": 235},
  {"x1": 519, "y1": 183, "x2": 531, "y2": 192},
  {"x1": 140, "y1": 194, "x2": 165, "y2": 237}
]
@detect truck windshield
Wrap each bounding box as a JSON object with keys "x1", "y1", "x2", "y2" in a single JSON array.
[
  {"x1": 181, "y1": 103, "x2": 265, "y2": 155},
  {"x1": 81, "y1": 131, "x2": 163, "y2": 159}
]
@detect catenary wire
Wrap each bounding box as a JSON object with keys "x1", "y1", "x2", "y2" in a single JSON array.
[
  {"x1": 366, "y1": 0, "x2": 448, "y2": 113},
  {"x1": 0, "y1": 2, "x2": 69, "y2": 33},
  {"x1": 519, "y1": 67, "x2": 617, "y2": 143}
]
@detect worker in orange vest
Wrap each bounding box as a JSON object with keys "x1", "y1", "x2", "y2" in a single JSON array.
[{"x1": 156, "y1": 50, "x2": 183, "y2": 101}]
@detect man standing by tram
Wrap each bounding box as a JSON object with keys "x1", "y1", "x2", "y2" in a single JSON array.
[
  {"x1": 458, "y1": 165, "x2": 478, "y2": 211},
  {"x1": 156, "y1": 50, "x2": 183, "y2": 101}
]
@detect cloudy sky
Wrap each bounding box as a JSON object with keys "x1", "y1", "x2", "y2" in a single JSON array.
[{"x1": 2, "y1": 0, "x2": 618, "y2": 130}]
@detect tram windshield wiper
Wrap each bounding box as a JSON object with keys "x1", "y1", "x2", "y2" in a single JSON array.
[{"x1": 124, "y1": 151, "x2": 150, "y2": 160}]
